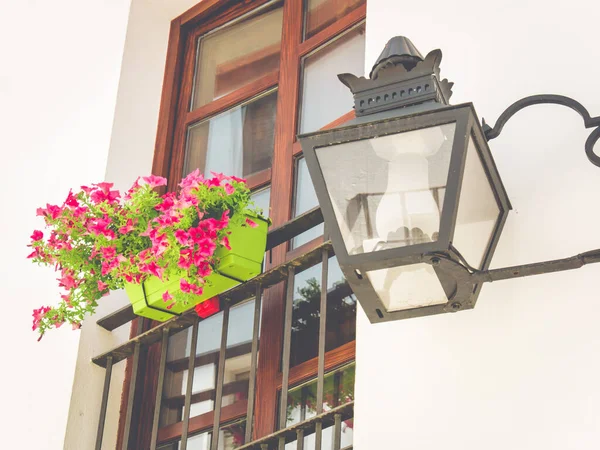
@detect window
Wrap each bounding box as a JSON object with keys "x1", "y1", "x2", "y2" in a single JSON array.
[{"x1": 130, "y1": 1, "x2": 367, "y2": 448}]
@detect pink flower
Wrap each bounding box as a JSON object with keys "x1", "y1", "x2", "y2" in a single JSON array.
[
  {"x1": 87, "y1": 216, "x2": 115, "y2": 240},
  {"x1": 174, "y1": 229, "x2": 190, "y2": 246},
  {"x1": 54, "y1": 321, "x2": 64, "y2": 329},
  {"x1": 196, "y1": 261, "x2": 212, "y2": 278},
  {"x1": 64, "y1": 190, "x2": 79, "y2": 208},
  {"x1": 188, "y1": 226, "x2": 207, "y2": 243},
  {"x1": 224, "y1": 183, "x2": 235, "y2": 195},
  {"x1": 245, "y1": 218, "x2": 258, "y2": 228},
  {"x1": 196, "y1": 238, "x2": 217, "y2": 257},
  {"x1": 30, "y1": 230, "x2": 43, "y2": 241},
  {"x1": 180, "y1": 279, "x2": 192, "y2": 293},
  {"x1": 58, "y1": 271, "x2": 78, "y2": 290},
  {"x1": 97, "y1": 280, "x2": 109, "y2": 291},
  {"x1": 162, "y1": 291, "x2": 173, "y2": 302},
  {"x1": 155, "y1": 193, "x2": 175, "y2": 213},
  {"x1": 90, "y1": 182, "x2": 120, "y2": 204},
  {"x1": 101, "y1": 246, "x2": 117, "y2": 261},
  {"x1": 178, "y1": 248, "x2": 193, "y2": 269},
  {"x1": 72, "y1": 323, "x2": 82, "y2": 330},
  {"x1": 119, "y1": 218, "x2": 136, "y2": 234},
  {"x1": 32, "y1": 306, "x2": 51, "y2": 331},
  {"x1": 221, "y1": 236, "x2": 231, "y2": 250},
  {"x1": 179, "y1": 169, "x2": 204, "y2": 194},
  {"x1": 190, "y1": 284, "x2": 203, "y2": 295},
  {"x1": 37, "y1": 204, "x2": 62, "y2": 220},
  {"x1": 142, "y1": 175, "x2": 168, "y2": 188}
]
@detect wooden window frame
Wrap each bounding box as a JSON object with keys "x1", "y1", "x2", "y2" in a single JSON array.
[{"x1": 120, "y1": 1, "x2": 366, "y2": 447}]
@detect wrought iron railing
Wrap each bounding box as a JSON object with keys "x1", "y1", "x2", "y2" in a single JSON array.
[{"x1": 92, "y1": 206, "x2": 355, "y2": 450}]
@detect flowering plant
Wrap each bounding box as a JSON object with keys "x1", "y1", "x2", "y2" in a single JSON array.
[{"x1": 28, "y1": 170, "x2": 264, "y2": 339}]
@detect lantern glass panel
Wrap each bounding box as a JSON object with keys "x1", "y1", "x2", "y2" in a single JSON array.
[
  {"x1": 452, "y1": 135, "x2": 501, "y2": 269},
  {"x1": 366, "y1": 263, "x2": 448, "y2": 312},
  {"x1": 315, "y1": 123, "x2": 456, "y2": 256}
]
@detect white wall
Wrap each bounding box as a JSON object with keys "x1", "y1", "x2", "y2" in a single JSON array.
[
  {"x1": 0, "y1": 0, "x2": 130, "y2": 448},
  {"x1": 355, "y1": 1, "x2": 600, "y2": 449},
  {"x1": 63, "y1": 0, "x2": 198, "y2": 448}
]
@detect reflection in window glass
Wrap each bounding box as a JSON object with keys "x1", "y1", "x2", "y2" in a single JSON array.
[
  {"x1": 221, "y1": 301, "x2": 256, "y2": 411},
  {"x1": 299, "y1": 24, "x2": 365, "y2": 134},
  {"x1": 251, "y1": 186, "x2": 271, "y2": 219},
  {"x1": 185, "y1": 91, "x2": 277, "y2": 179},
  {"x1": 304, "y1": 0, "x2": 365, "y2": 39},
  {"x1": 283, "y1": 364, "x2": 355, "y2": 450},
  {"x1": 292, "y1": 157, "x2": 324, "y2": 248},
  {"x1": 157, "y1": 422, "x2": 246, "y2": 450},
  {"x1": 161, "y1": 312, "x2": 224, "y2": 427},
  {"x1": 191, "y1": 7, "x2": 283, "y2": 109},
  {"x1": 290, "y1": 257, "x2": 356, "y2": 367}
]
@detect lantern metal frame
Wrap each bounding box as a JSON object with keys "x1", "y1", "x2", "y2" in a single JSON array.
[
  {"x1": 297, "y1": 36, "x2": 600, "y2": 324},
  {"x1": 300, "y1": 103, "x2": 512, "y2": 322}
]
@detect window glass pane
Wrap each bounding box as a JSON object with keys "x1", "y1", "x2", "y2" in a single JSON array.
[
  {"x1": 299, "y1": 24, "x2": 365, "y2": 134},
  {"x1": 251, "y1": 186, "x2": 271, "y2": 219},
  {"x1": 161, "y1": 312, "x2": 225, "y2": 426},
  {"x1": 290, "y1": 257, "x2": 356, "y2": 367},
  {"x1": 292, "y1": 157, "x2": 324, "y2": 248},
  {"x1": 191, "y1": 7, "x2": 283, "y2": 109},
  {"x1": 304, "y1": 0, "x2": 365, "y2": 39},
  {"x1": 315, "y1": 123, "x2": 456, "y2": 256},
  {"x1": 453, "y1": 135, "x2": 501, "y2": 269},
  {"x1": 157, "y1": 424, "x2": 245, "y2": 450},
  {"x1": 185, "y1": 91, "x2": 277, "y2": 179},
  {"x1": 221, "y1": 300, "x2": 257, "y2": 411},
  {"x1": 283, "y1": 363, "x2": 355, "y2": 449}
]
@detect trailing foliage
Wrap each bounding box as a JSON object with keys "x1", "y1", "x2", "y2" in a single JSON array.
[{"x1": 28, "y1": 171, "x2": 264, "y2": 339}]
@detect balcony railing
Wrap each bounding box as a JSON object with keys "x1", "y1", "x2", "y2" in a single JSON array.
[{"x1": 92, "y1": 206, "x2": 355, "y2": 450}]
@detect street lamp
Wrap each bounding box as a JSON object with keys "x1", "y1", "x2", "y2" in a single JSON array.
[{"x1": 298, "y1": 37, "x2": 600, "y2": 323}]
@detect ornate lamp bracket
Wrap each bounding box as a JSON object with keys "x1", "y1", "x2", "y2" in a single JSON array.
[{"x1": 482, "y1": 94, "x2": 600, "y2": 167}]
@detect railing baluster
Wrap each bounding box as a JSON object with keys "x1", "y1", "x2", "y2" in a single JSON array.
[
  {"x1": 279, "y1": 268, "x2": 295, "y2": 427},
  {"x1": 181, "y1": 319, "x2": 199, "y2": 450},
  {"x1": 211, "y1": 303, "x2": 230, "y2": 450},
  {"x1": 122, "y1": 342, "x2": 141, "y2": 450},
  {"x1": 315, "y1": 248, "x2": 329, "y2": 450},
  {"x1": 245, "y1": 283, "x2": 263, "y2": 444},
  {"x1": 278, "y1": 435, "x2": 286, "y2": 450},
  {"x1": 95, "y1": 355, "x2": 113, "y2": 450},
  {"x1": 278, "y1": 268, "x2": 295, "y2": 450},
  {"x1": 333, "y1": 413, "x2": 342, "y2": 450},
  {"x1": 296, "y1": 429, "x2": 305, "y2": 450},
  {"x1": 150, "y1": 329, "x2": 169, "y2": 450}
]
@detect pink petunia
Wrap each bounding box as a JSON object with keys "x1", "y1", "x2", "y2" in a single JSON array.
[
  {"x1": 221, "y1": 236, "x2": 231, "y2": 250},
  {"x1": 245, "y1": 218, "x2": 258, "y2": 228},
  {"x1": 30, "y1": 230, "x2": 44, "y2": 241},
  {"x1": 64, "y1": 190, "x2": 79, "y2": 208},
  {"x1": 180, "y1": 278, "x2": 192, "y2": 293},
  {"x1": 162, "y1": 291, "x2": 173, "y2": 302},
  {"x1": 72, "y1": 323, "x2": 82, "y2": 330},
  {"x1": 174, "y1": 229, "x2": 190, "y2": 246},
  {"x1": 142, "y1": 175, "x2": 168, "y2": 188},
  {"x1": 224, "y1": 183, "x2": 235, "y2": 195},
  {"x1": 97, "y1": 280, "x2": 109, "y2": 291},
  {"x1": 119, "y1": 218, "x2": 136, "y2": 234}
]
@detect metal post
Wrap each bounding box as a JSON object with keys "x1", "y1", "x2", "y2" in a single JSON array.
[
  {"x1": 315, "y1": 248, "x2": 329, "y2": 450},
  {"x1": 181, "y1": 319, "x2": 199, "y2": 450},
  {"x1": 278, "y1": 268, "x2": 296, "y2": 450},
  {"x1": 211, "y1": 304, "x2": 231, "y2": 450},
  {"x1": 95, "y1": 355, "x2": 113, "y2": 450},
  {"x1": 150, "y1": 329, "x2": 170, "y2": 450},
  {"x1": 245, "y1": 284, "x2": 263, "y2": 444},
  {"x1": 122, "y1": 342, "x2": 141, "y2": 450},
  {"x1": 333, "y1": 413, "x2": 342, "y2": 450},
  {"x1": 296, "y1": 429, "x2": 305, "y2": 450}
]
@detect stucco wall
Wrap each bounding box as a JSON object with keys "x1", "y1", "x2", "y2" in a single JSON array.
[
  {"x1": 63, "y1": 0, "x2": 199, "y2": 448},
  {"x1": 0, "y1": 1, "x2": 131, "y2": 449},
  {"x1": 355, "y1": 1, "x2": 600, "y2": 449}
]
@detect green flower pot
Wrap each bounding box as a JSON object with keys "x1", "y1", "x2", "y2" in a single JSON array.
[{"x1": 124, "y1": 215, "x2": 268, "y2": 322}]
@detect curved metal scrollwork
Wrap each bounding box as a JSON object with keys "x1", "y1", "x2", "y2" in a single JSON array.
[{"x1": 482, "y1": 94, "x2": 600, "y2": 168}]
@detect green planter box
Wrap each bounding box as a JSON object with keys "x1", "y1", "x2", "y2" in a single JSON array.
[{"x1": 124, "y1": 215, "x2": 268, "y2": 322}]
